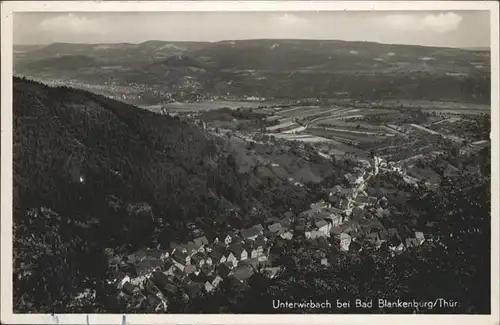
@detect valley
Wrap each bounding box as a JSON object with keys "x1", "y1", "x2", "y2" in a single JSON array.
[{"x1": 11, "y1": 38, "x2": 491, "y2": 314}]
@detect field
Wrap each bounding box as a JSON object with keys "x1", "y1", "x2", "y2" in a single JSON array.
[{"x1": 151, "y1": 100, "x2": 271, "y2": 113}]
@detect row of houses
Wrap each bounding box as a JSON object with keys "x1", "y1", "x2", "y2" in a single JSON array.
[{"x1": 117, "y1": 219, "x2": 298, "y2": 302}]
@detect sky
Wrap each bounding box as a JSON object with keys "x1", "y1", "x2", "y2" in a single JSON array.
[{"x1": 14, "y1": 11, "x2": 491, "y2": 48}]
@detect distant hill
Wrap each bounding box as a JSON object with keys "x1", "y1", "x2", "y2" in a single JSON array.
[
  {"x1": 15, "y1": 55, "x2": 99, "y2": 74},
  {"x1": 14, "y1": 39, "x2": 491, "y2": 104},
  {"x1": 461, "y1": 46, "x2": 490, "y2": 52}
]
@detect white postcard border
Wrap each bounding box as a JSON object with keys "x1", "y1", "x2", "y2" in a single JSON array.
[{"x1": 1, "y1": 1, "x2": 499, "y2": 325}]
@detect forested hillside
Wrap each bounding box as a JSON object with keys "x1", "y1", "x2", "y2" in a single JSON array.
[{"x1": 12, "y1": 77, "x2": 321, "y2": 312}]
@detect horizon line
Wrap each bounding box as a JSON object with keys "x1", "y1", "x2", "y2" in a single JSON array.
[{"x1": 13, "y1": 38, "x2": 492, "y2": 51}]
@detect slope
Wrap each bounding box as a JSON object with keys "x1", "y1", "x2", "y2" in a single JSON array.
[{"x1": 12, "y1": 77, "x2": 321, "y2": 312}]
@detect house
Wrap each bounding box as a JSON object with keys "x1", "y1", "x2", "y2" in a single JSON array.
[
  {"x1": 127, "y1": 249, "x2": 148, "y2": 263},
  {"x1": 204, "y1": 280, "x2": 214, "y2": 293},
  {"x1": 122, "y1": 282, "x2": 141, "y2": 296},
  {"x1": 230, "y1": 265, "x2": 254, "y2": 282},
  {"x1": 189, "y1": 272, "x2": 207, "y2": 283},
  {"x1": 375, "y1": 207, "x2": 389, "y2": 219},
  {"x1": 323, "y1": 213, "x2": 342, "y2": 227},
  {"x1": 344, "y1": 173, "x2": 363, "y2": 185},
  {"x1": 172, "y1": 250, "x2": 191, "y2": 267},
  {"x1": 253, "y1": 237, "x2": 267, "y2": 256},
  {"x1": 228, "y1": 243, "x2": 248, "y2": 261},
  {"x1": 444, "y1": 164, "x2": 460, "y2": 178},
  {"x1": 254, "y1": 224, "x2": 264, "y2": 234},
  {"x1": 163, "y1": 264, "x2": 177, "y2": 276},
  {"x1": 209, "y1": 246, "x2": 227, "y2": 264},
  {"x1": 248, "y1": 247, "x2": 259, "y2": 259},
  {"x1": 379, "y1": 196, "x2": 389, "y2": 206},
  {"x1": 280, "y1": 231, "x2": 294, "y2": 240},
  {"x1": 354, "y1": 195, "x2": 371, "y2": 207},
  {"x1": 388, "y1": 234, "x2": 405, "y2": 253},
  {"x1": 118, "y1": 275, "x2": 131, "y2": 289},
  {"x1": 305, "y1": 230, "x2": 323, "y2": 240},
  {"x1": 405, "y1": 237, "x2": 419, "y2": 248},
  {"x1": 387, "y1": 228, "x2": 398, "y2": 237},
  {"x1": 349, "y1": 240, "x2": 363, "y2": 253},
  {"x1": 315, "y1": 219, "x2": 331, "y2": 237},
  {"x1": 240, "y1": 257, "x2": 260, "y2": 270},
  {"x1": 184, "y1": 282, "x2": 204, "y2": 300},
  {"x1": 359, "y1": 218, "x2": 385, "y2": 236},
  {"x1": 264, "y1": 217, "x2": 281, "y2": 225},
  {"x1": 225, "y1": 251, "x2": 238, "y2": 267},
  {"x1": 203, "y1": 274, "x2": 223, "y2": 293},
  {"x1": 283, "y1": 211, "x2": 295, "y2": 223},
  {"x1": 181, "y1": 241, "x2": 198, "y2": 256},
  {"x1": 151, "y1": 271, "x2": 175, "y2": 292},
  {"x1": 218, "y1": 262, "x2": 234, "y2": 278},
  {"x1": 339, "y1": 233, "x2": 352, "y2": 251},
  {"x1": 320, "y1": 258, "x2": 329, "y2": 266},
  {"x1": 366, "y1": 232, "x2": 382, "y2": 248},
  {"x1": 268, "y1": 222, "x2": 284, "y2": 234},
  {"x1": 191, "y1": 252, "x2": 206, "y2": 268},
  {"x1": 240, "y1": 226, "x2": 261, "y2": 241},
  {"x1": 224, "y1": 233, "x2": 238, "y2": 245},
  {"x1": 160, "y1": 251, "x2": 170, "y2": 260},
  {"x1": 193, "y1": 236, "x2": 209, "y2": 248},
  {"x1": 141, "y1": 249, "x2": 163, "y2": 261},
  {"x1": 339, "y1": 199, "x2": 350, "y2": 210},
  {"x1": 328, "y1": 193, "x2": 341, "y2": 204},
  {"x1": 330, "y1": 185, "x2": 344, "y2": 195},
  {"x1": 351, "y1": 207, "x2": 365, "y2": 220},
  {"x1": 415, "y1": 231, "x2": 425, "y2": 245},
  {"x1": 212, "y1": 275, "x2": 223, "y2": 288},
  {"x1": 330, "y1": 226, "x2": 342, "y2": 237},
  {"x1": 169, "y1": 242, "x2": 182, "y2": 254},
  {"x1": 184, "y1": 264, "x2": 197, "y2": 275},
  {"x1": 200, "y1": 263, "x2": 215, "y2": 276},
  {"x1": 310, "y1": 200, "x2": 330, "y2": 212},
  {"x1": 132, "y1": 259, "x2": 162, "y2": 285}
]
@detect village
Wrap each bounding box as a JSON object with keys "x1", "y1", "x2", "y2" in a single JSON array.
[{"x1": 110, "y1": 154, "x2": 429, "y2": 312}]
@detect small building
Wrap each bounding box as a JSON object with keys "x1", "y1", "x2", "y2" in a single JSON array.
[
  {"x1": 184, "y1": 283, "x2": 204, "y2": 300},
  {"x1": 280, "y1": 231, "x2": 294, "y2": 240},
  {"x1": 315, "y1": 219, "x2": 331, "y2": 237},
  {"x1": 305, "y1": 230, "x2": 324, "y2": 240},
  {"x1": 122, "y1": 282, "x2": 141, "y2": 296},
  {"x1": 366, "y1": 232, "x2": 382, "y2": 248},
  {"x1": 415, "y1": 231, "x2": 425, "y2": 245},
  {"x1": 228, "y1": 243, "x2": 248, "y2": 261},
  {"x1": 151, "y1": 271, "x2": 175, "y2": 293},
  {"x1": 118, "y1": 275, "x2": 131, "y2": 289},
  {"x1": 241, "y1": 226, "x2": 262, "y2": 241},
  {"x1": 268, "y1": 222, "x2": 284, "y2": 234},
  {"x1": 182, "y1": 242, "x2": 199, "y2": 256},
  {"x1": 339, "y1": 233, "x2": 352, "y2": 252},
  {"x1": 172, "y1": 250, "x2": 191, "y2": 267},
  {"x1": 310, "y1": 200, "x2": 330, "y2": 212},
  {"x1": 184, "y1": 264, "x2": 197, "y2": 275},
  {"x1": 218, "y1": 262, "x2": 234, "y2": 278},
  {"x1": 224, "y1": 233, "x2": 239, "y2": 245},
  {"x1": 193, "y1": 236, "x2": 209, "y2": 250},
  {"x1": 230, "y1": 265, "x2": 254, "y2": 282},
  {"x1": 225, "y1": 251, "x2": 238, "y2": 267},
  {"x1": 209, "y1": 246, "x2": 227, "y2": 264},
  {"x1": 405, "y1": 237, "x2": 420, "y2": 249},
  {"x1": 191, "y1": 252, "x2": 206, "y2": 268}
]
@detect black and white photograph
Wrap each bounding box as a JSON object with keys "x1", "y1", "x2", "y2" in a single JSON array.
[{"x1": 1, "y1": 1, "x2": 499, "y2": 324}]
